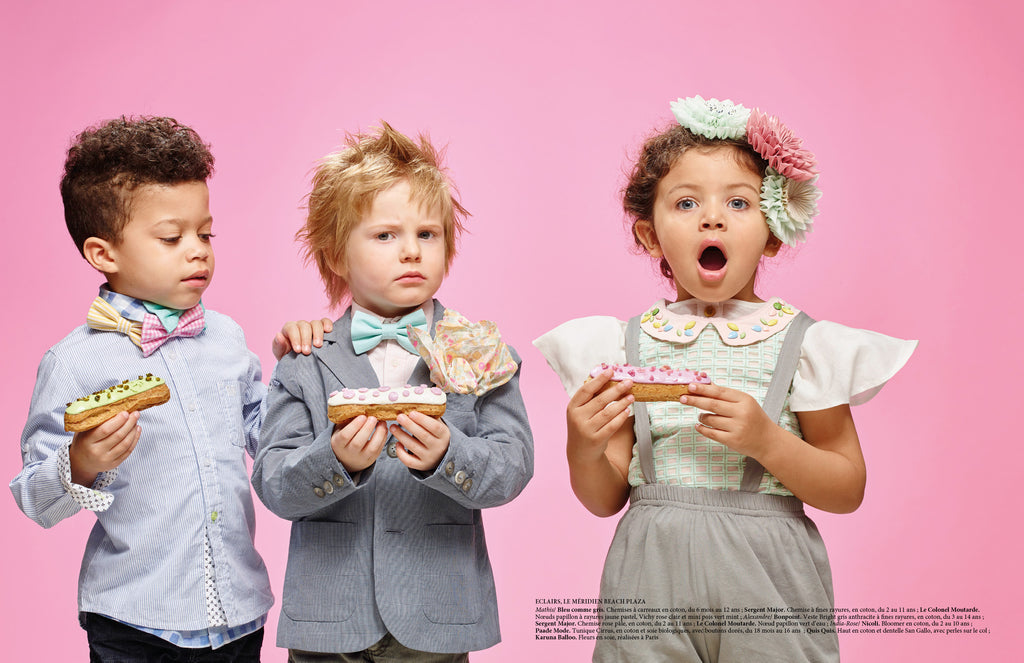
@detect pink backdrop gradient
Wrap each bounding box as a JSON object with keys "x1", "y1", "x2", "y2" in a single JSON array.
[{"x1": 3, "y1": 1, "x2": 1021, "y2": 660}]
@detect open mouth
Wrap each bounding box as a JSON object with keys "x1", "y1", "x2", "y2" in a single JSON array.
[{"x1": 698, "y1": 246, "x2": 727, "y2": 271}]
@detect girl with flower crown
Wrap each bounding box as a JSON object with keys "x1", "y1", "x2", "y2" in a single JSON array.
[{"x1": 534, "y1": 96, "x2": 916, "y2": 662}]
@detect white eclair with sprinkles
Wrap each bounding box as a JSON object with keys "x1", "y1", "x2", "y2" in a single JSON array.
[{"x1": 327, "y1": 385, "x2": 447, "y2": 423}]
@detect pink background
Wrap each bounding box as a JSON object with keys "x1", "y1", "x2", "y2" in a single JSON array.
[{"x1": 3, "y1": 1, "x2": 1021, "y2": 660}]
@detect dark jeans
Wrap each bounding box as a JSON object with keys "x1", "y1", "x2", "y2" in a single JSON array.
[{"x1": 80, "y1": 612, "x2": 263, "y2": 663}]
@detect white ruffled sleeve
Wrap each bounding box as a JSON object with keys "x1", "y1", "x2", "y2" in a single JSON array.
[
  {"x1": 790, "y1": 321, "x2": 917, "y2": 411},
  {"x1": 533, "y1": 316, "x2": 628, "y2": 395}
]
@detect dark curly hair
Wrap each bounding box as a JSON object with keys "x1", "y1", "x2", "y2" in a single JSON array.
[
  {"x1": 60, "y1": 116, "x2": 214, "y2": 255},
  {"x1": 623, "y1": 124, "x2": 768, "y2": 281}
]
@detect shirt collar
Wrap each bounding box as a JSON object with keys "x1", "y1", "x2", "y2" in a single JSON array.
[
  {"x1": 350, "y1": 300, "x2": 434, "y2": 328},
  {"x1": 640, "y1": 297, "x2": 802, "y2": 346},
  {"x1": 98, "y1": 285, "x2": 150, "y2": 322}
]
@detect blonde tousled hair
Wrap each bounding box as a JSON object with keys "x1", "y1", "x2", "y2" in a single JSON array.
[{"x1": 298, "y1": 121, "x2": 468, "y2": 308}]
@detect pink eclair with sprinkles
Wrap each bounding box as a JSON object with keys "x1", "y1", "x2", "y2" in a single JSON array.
[{"x1": 587, "y1": 362, "x2": 711, "y2": 402}]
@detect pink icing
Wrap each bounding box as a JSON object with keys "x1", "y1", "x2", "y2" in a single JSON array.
[{"x1": 589, "y1": 362, "x2": 710, "y2": 385}]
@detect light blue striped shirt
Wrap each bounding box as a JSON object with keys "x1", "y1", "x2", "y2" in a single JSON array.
[{"x1": 11, "y1": 287, "x2": 273, "y2": 646}]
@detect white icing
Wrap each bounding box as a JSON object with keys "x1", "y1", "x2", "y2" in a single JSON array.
[{"x1": 327, "y1": 384, "x2": 446, "y2": 407}]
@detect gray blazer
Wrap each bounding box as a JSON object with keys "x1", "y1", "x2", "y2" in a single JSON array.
[{"x1": 252, "y1": 302, "x2": 534, "y2": 654}]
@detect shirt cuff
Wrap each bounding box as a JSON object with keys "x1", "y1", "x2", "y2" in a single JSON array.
[{"x1": 57, "y1": 443, "x2": 116, "y2": 512}]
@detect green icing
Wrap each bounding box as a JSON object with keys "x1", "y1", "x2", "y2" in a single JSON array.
[{"x1": 65, "y1": 374, "x2": 165, "y2": 415}]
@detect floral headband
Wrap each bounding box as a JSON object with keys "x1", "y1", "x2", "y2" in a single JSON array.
[{"x1": 669, "y1": 95, "x2": 821, "y2": 246}]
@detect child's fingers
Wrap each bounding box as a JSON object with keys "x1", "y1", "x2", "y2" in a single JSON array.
[
  {"x1": 695, "y1": 419, "x2": 721, "y2": 440},
  {"x1": 312, "y1": 318, "x2": 334, "y2": 348},
  {"x1": 359, "y1": 421, "x2": 388, "y2": 456},
  {"x1": 683, "y1": 382, "x2": 738, "y2": 402},
  {"x1": 596, "y1": 403, "x2": 633, "y2": 439},
  {"x1": 696, "y1": 412, "x2": 728, "y2": 431},
  {"x1": 77, "y1": 410, "x2": 131, "y2": 445},
  {"x1": 678, "y1": 393, "x2": 730, "y2": 414},
  {"x1": 394, "y1": 412, "x2": 444, "y2": 443},
  {"x1": 336, "y1": 415, "x2": 376, "y2": 444},
  {"x1": 394, "y1": 442, "x2": 425, "y2": 469},
  {"x1": 109, "y1": 424, "x2": 142, "y2": 464},
  {"x1": 591, "y1": 393, "x2": 634, "y2": 429},
  {"x1": 292, "y1": 321, "x2": 314, "y2": 354},
  {"x1": 271, "y1": 332, "x2": 289, "y2": 360},
  {"x1": 389, "y1": 424, "x2": 426, "y2": 456},
  {"x1": 571, "y1": 373, "x2": 633, "y2": 412},
  {"x1": 569, "y1": 370, "x2": 613, "y2": 405}
]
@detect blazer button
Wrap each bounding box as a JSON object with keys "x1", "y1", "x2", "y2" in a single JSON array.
[
  {"x1": 322, "y1": 480, "x2": 334, "y2": 495},
  {"x1": 313, "y1": 486, "x2": 326, "y2": 498},
  {"x1": 461, "y1": 478, "x2": 473, "y2": 493},
  {"x1": 387, "y1": 442, "x2": 398, "y2": 458},
  {"x1": 453, "y1": 470, "x2": 466, "y2": 485},
  {"x1": 333, "y1": 473, "x2": 345, "y2": 487},
  {"x1": 444, "y1": 461, "x2": 455, "y2": 477}
]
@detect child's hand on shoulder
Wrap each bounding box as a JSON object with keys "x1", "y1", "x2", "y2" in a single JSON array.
[
  {"x1": 273, "y1": 318, "x2": 334, "y2": 359},
  {"x1": 681, "y1": 383, "x2": 778, "y2": 458},
  {"x1": 390, "y1": 412, "x2": 450, "y2": 472},
  {"x1": 566, "y1": 370, "x2": 634, "y2": 464},
  {"x1": 331, "y1": 415, "x2": 388, "y2": 473},
  {"x1": 68, "y1": 410, "x2": 141, "y2": 487}
]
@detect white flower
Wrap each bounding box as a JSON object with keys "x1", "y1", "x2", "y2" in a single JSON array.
[
  {"x1": 760, "y1": 169, "x2": 822, "y2": 246},
  {"x1": 670, "y1": 95, "x2": 750, "y2": 140}
]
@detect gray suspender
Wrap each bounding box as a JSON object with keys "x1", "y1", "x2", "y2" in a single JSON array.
[
  {"x1": 625, "y1": 316, "x2": 657, "y2": 484},
  {"x1": 627, "y1": 311, "x2": 817, "y2": 492}
]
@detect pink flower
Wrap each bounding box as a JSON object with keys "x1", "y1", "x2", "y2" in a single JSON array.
[{"x1": 746, "y1": 109, "x2": 818, "y2": 182}]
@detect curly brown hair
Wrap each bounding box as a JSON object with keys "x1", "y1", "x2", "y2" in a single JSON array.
[
  {"x1": 623, "y1": 124, "x2": 769, "y2": 281},
  {"x1": 60, "y1": 116, "x2": 214, "y2": 255}
]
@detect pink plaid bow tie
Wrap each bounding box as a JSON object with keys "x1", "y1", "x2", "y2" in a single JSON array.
[
  {"x1": 139, "y1": 305, "x2": 205, "y2": 356},
  {"x1": 87, "y1": 297, "x2": 205, "y2": 356}
]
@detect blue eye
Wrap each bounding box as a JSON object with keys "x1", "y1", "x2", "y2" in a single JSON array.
[
  {"x1": 676, "y1": 199, "x2": 696, "y2": 211},
  {"x1": 728, "y1": 199, "x2": 749, "y2": 210}
]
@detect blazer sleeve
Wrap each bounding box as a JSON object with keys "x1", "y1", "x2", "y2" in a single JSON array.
[
  {"x1": 251, "y1": 353, "x2": 371, "y2": 520},
  {"x1": 416, "y1": 347, "x2": 534, "y2": 509}
]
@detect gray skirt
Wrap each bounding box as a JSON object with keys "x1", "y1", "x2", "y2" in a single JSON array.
[{"x1": 595, "y1": 484, "x2": 840, "y2": 663}]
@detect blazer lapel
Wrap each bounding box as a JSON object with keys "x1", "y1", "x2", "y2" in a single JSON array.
[
  {"x1": 313, "y1": 308, "x2": 380, "y2": 389},
  {"x1": 407, "y1": 300, "x2": 445, "y2": 386},
  {"x1": 316, "y1": 301, "x2": 446, "y2": 388}
]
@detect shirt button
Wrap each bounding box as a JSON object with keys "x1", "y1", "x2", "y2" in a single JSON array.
[
  {"x1": 453, "y1": 470, "x2": 466, "y2": 485},
  {"x1": 333, "y1": 473, "x2": 345, "y2": 487},
  {"x1": 188, "y1": 402, "x2": 196, "y2": 412},
  {"x1": 314, "y1": 486, "x2": 326, "y2": 498},
  {"x1": 210, "y1": 511, "x2": 218, "y2": 522},
  {"x1": 704, "y1": 305, "x2": 716, "y2": 317},
  {"x1": 387, "y1": 443, "x2": 398, "y2": 458},
  {"x1": 444, "y1": 461, "x2": 455, "y2": 477},
  {"x1": 461, "y1": 478, "x2": 473, "y2": 493},
  {"x1": 323, "y1": 480, "x2": 334, "y2": 495}
]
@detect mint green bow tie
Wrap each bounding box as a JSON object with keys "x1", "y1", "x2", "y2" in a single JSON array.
[{"x1": 350, "y1": 309, "x2": 428, "y2": 355}]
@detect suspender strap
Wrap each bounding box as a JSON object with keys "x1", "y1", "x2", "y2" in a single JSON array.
[
  {"x1": 625, "y1": 315, "x2": 657, "y2": 484},
  {"x1": 628, "y1": 309, "x2": 817, "y2": 491},
  {"x1": 739, "y1": 311, "x2": 816, "y2": 492}
]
